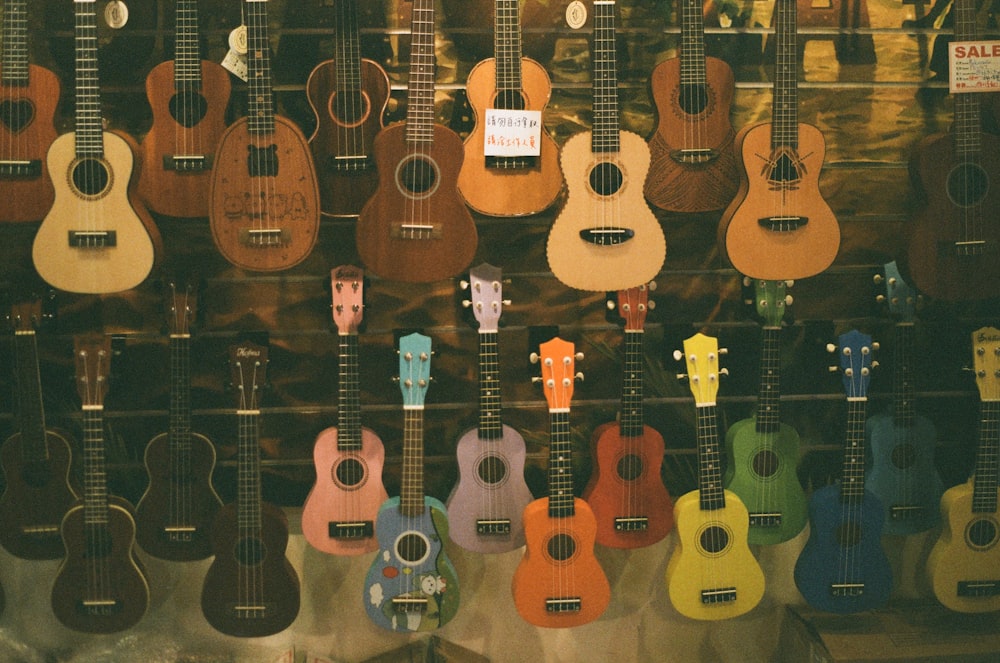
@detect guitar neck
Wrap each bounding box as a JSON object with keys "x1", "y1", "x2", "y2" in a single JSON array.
[
  {"x1": 405, "y1": 0, "x2": 436, "y2": 144},
  {"x1": 972, "y1": 400, "x2": 999, "y2": 513},
  {"x1": 174, "y1": 0, "x2": 204, "y2": 89},
  {"x1": 13, "y1": 329, "x2": 49, "y2": 461},
  {"x1": 400, "y1": 409, "x2": 426, "y2": 517},
  {"x1": 592, "y1": 0, "x2": 621, "y2": 153},
  {"x1": 953, "y1": 0, "x2": 983, "y2": 160},
  {"x1": 237, "y1": 410, "x2": 263, "y2": 530},
  {"x1": 755, "y1": 327, "x2": 782, "y2": 433},
  {"x1": 677, "y1": 0, "x2": 707, "y2": 85},
  {"x1": 619, "y1": 330, "x2": 645, "y2": 436},
  {"x1": 336, "y1": 333, "x2": 363, "y2": 451},
  {"x1": 771, "y1": 0, "x2": 799, "y2": 150},
  {"x1": 74, "y1": 0, "x2": 105, "y2": 157},
  {"x1": 695, "y1": 405, "x2": 726, "y2": 510},
  {"x1": 245, "y1": 0, "x2": 276, "y2": 136},
  {"x1": 840, "y1": 398, "x2": 869, "y2": 499},
  {"x1": 82, "y1": 407, "x2": 110, "y2": 524},
  {"x1": 332, "y1": 0, "x2": 363, "y2": 93},
  {"x1": 548, "y1": 411, "x2": 576, "y2": 517},
  {"x1": 478, "y1": 331, "x2": 504, "y2": 439},
  {"x1": 168, "y1": 334, "x2": 194, "y2": 454},
  {"x1": 494, "y1": 0, "x2": 524, "y2": 91},
  {"x1": 1, "y1": 0, "x2": 28, "y2": 85},
  {"x1": 892, "y1": 323, "x2": 916, "y2": 427}
]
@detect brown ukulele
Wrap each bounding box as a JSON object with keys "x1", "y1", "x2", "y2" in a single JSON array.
[
  {"x1": 209, "y1": 0, "x2": 320, "y2": 272},
  {"x1": 139, "y1": 0, "x2": 232, "y2": 218},
  {"x1": 355, "y1": 0, "x2": 477, "y2": 283}
]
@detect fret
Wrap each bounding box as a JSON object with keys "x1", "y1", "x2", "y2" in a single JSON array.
[
  {"x1": 771, "y1": 0, "x2": 799, "y2": 150},
  {"x1": 840, "y1": 399, "x2": 869, "y2": 500},
  {"x1": 547, "y1": 412, "x2": 576, "y2": 517},
  {"x1": 677, "y1": 0, "x2": 707, "y2": 86},
  {"x1": 755, "y1": 327, "x2": 782, "y2": 434},
  {"x1": 972, "y1": 401, "x2": 999, "y2": 514},
  {"x1": 892, "y1": 324, "x2": 916, "y2": 428},
  {"x1": 619, "y1": 331, "x2": 645, "y2": 438},
  {"x1": 695, "y1": 405, "x2": 726, "y2": 511},
  {"x1": 400, "y1": 410, "x2": 426, "y2": 517},
  {"x1": 82, "y1": 409, "x2": 110, "y2": 525},
  {"x1": 478, "y1": 331, "x2": 504, "y2": 440},
  {"x1": 173, "y1": 0, "x2": 204, "y2": 89},
  {"x1": 244, "y1": 0, "x2": 276, "y2": 136},
  {"x1": 337, "y1": 334, "x2": 363, "y2": 450},
  {"x1": 494, "y1": 0, "x2": 524, "y2": 92},
  {"x1": 405, "y1": 0, "x2": 437, "y2": 144},
  {"x1": 333, "y1": 0, "x2": 363, "y2": 93},
  {"x1": 236, "y1": 412, "x2": 263, "y2": 530},
  {"x1": 13, "y1": 330, "x2": 49, "y2": 463},
  {"x1": 73, "y1": 1, "x2": 105, "y2": 156},
  {"x1": 1, "y1": 0, "x2": 29, "y2": 85},
  {"x1": 168, "y1": 335, "x2": 193, "y2": 454},
  {"x1": 591, "y1": 0, "x2": 621, "y2": 153}
]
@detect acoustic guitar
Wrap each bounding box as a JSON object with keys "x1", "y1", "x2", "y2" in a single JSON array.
[
  {"x1": 32, "y1": 0, "x2": 161, "y2": 294},
  {"x1": 794, "y1": 330, "x2": 892, "y2": 614},
  {"x1": 302, "y1": 266, "x2": 388, "y2": 555},
  {"x1": 926, "y1": 326, "x2": 1000, "y2": 612},
  {"x1": 446, "y1": 263, "x2": 534, "y2": 553},
  {"x1": 667, "y1": 332, "x2": 764, "y2": 620},
  {"x1": 722, "y1": 279, "x2": 808, "y2": 545},
  {"x1": 364, "y1": 333, "x2": 461, "y2": 631},
  {"x1": 355, "y1": 0, "x2": 477, "y2": 283},
  {"x1": 201, "y1": 340, "x2": 300, "y2": 637},
  {"x1": 51, "y1": 336, "x2": 149, "y2": 634},
  {"x1": 511, "y1": 337, "x2": 610, "y2": 628},
  {"x1": 138, "y1": 0, "x2": 232, "y2": 218},
  {"x1": 582, "y1": 283, "x2": 674, "y2": 549},
  {"x1": 644, "y1": 0, "x2": 738, "y2": 213},
  {"x1": 717, "y1": 0, "x2": 840, "y2": 281},
  {"x1": 457, "y1": 0, "x2": 563, "y2": 217},
  {"x1": 135, "y1": 280, "x2": 222, "y2": 561},
  {"x1": 546, "y1": 0, "x2": 665, "y2": 292},
  {"x1": 0, "y1": 0, "x2": 59, "y2": 222},
  {"x1": 209, "y1": 0, "x2": 320, "y2": 272},
  {"x1": 0, "y1": 298, "x2": 77, "y2": 559}
]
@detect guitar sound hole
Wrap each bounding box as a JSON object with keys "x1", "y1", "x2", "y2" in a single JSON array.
[
  {"x1": 835, "y1": 521, "x2": 862, "y2": 548},
  {"x1": 678, "y1": 83, "x2": 708, "y2": 116},
  {"x1": 334, "y1": 458, "x2": 366, "y2": 489},
  {"x1": 169, "y1": 92, "x2": 209, "y2": 128},
  {"x1": 21, "y1": 460, "x2": 54, "y2": 488},
  {"x1": 0, "y1": 98, "x2": 35, "y2": 133},
  {"x1": 947, "y1": 163, "x2": 989, "y2": 207},
  {"x1": 85, "y1": 526, "x2": 114, "y2": 558},
  {"x1": 495, "y1": 89, "x2": 526, "y2": 111},
  {"x1": 476, "y1": 454, "x2": 509, "y2": 486},
  {"x1": 589, "y1": 162, "x2": 623, "y2": 196},
  {"x1": 967, "y1": 518, "x2": 998, "y2": 549},
  {"x1": 546, "y1": 533, "x2": 577, "y2": 562},
  {"x1": 752, "y1": 449, "x2": 779, "y2": 479},
  {"x1": 235, "y1": 537, "x2": 266, "y2": 566},
  {"x1": 331, "y1": 90, "x2": 369, "y2": 126},
  {"x1": 398, "y1": 157, "x2": 438, "y2": 195},
  {"x1": 396, "y1": 532, "x2": 429, "y2": 564},
  {"x1": 699, "y1": 525, "x2": 730, "y2": 555},
  {"x1": 616, "y1": 454, "x2": 643, "y2": 482},
  {"x1": 890, "y1": 443, "x2": 916, "y2": 470},
  {"x1": 72, "y1": 158, "x2": 111, "y2": 196}
]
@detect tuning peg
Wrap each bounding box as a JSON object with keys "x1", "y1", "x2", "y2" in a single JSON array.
[
  {"x1": 529, "y1": 352, "x2": 539, "y2": 364},
  {"x1": 872, "y1": 342, "x2": 880, "y2": 352},
  {"x1": 719, "y1": 347, "x2": 728, "y2": 355},
  {"x1": 460, "y1": 280, "x2": 469, "y2": 290},
  {"x1": 606, "y1": 299, "x2": 616, "y2": 311},
  {"x1": 672, "y1": 349, "x2": 684, "y2": 362},
  {"x1": 462, "y1": 299, "x2": 472, "y2": 308},
  {"x1": 391, "y1": 376, "x2": 400, "y2": 383},
  {"x1": 575, "y1": 372, "x2": 585, "y2": 381},
  {"x1": 873, "y1": 273, "x2": 884, "y2": 285},
  {"x1": 575, "y1": 352, "x2": 584, "y2": 361},
  {"x1": 875, "y1": 293, "x2": 886, "y2": 304},
  {"x1": 743, "y1": 276, "x2": 752, "y2": 287},
  {"x1": 719, "y1": 368, "x2": 730, "y2": 377},
  {"x1": 784, "y1": 294, "x2": 793, "y2": 306},
  {"x1": 531, "y1": 376, "x2": 542, "y2": 384},
  {"x1": 502, "y1": 299, "x2": 511, "y2": 306},
  {"x1": 676, "y1": 373, "x2": 688, "y2": 382},
  {"x1": 785, "y1": 280, "x2": 794, "y2": 288},
  {"x1": 828, "y1": 364, "x2": 839, "y2": 373},
  {"x1": 826, "y1": 343, "x2": 837, "y2": 354},
  {"x1": 870, "y1": 361, "x2": 880, "y2": 370},
  {"x1": 648, "y1": 280, "x2": 657, "y2": 291}
]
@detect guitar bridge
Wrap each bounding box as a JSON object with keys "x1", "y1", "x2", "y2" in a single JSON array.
[
  {"x1": 239, "y1": 228, "x2": 291, "y2": 247},
  {"x1": 614, "y1": 516, "x2": 649, "y2": 532},
  {"x1": 545, "y1": 597, "x2": 582, "y2": 613},
  {"x1": 0, "y1": 159, "x2": 42, "y2": 177},
  {"x1": 830, "y1": 583, "x2": 865, "y2": 597},
  {"x1": 391, "y1": 596, "x2": 428, "y2": 613},
  {"x1": 700, "y1": 587, "x2": 737, "y2": 604},
  {"x1": 758, "y1": 216, "x2": 808, "y2": 232},
  {"x1": 749, "y1": 512, "x2": 782, "y2": 528},
  {"x1": 69, "y1": 230, "x2": 117, "y2": 248},
  {"x1": 670, "y1": 148, "x2": 717, "y2": 164},
  {"x1": 947, "y1": 239, "x2": 987, "y2": 257},
  {"x1": 79, "y1": 599, "x2": 123, "y2": 616},
  {"x1": 328, "y1": 521, "x2": 374, "y2": 539},
  {"x1": 579, "y1": 228, "x2": 634, "y2": 246},
  {"x1": 889, "y1": 505, "x2": 925, "y2": 521},
  {"x1": 476, "y1": 519, "x2": 511, "y2": 535},
  {"x1": 164, "y1": 525, "x2": 197, "y2": 542},
  {"x1": 391, "y1": 223, "x2": 442, "y2": 239},
  {"x1": 164, "y1": 154, "x2": 213, "y2": 172},
  {"x1": 958, "y1": 580, "x2": 1000, "y2": 597},
  {"x1": 21, "y1": 524, "x2": 60, "y2": 536},
  {"x1": 485, "y1": 155, "x2": 538, "y2": 170},
  {"x1": 229, "y1": 604, "x2": 270, "y2": 619},
  {"x1": 331, "y1": 155, "x2": 371, "y2": 172}
]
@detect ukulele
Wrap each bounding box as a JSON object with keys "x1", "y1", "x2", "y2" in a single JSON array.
[
  {"x1": 865, "y1": 262, "x2": 942, "y2": 535},
  {"x1": 457, "y1": 0, "x2": 563, "y2": 217},
  {"x1": 667, "y1": 333, "x2": 764, "y2": 620},
  {"x1": 355, "y1": 0, "x2": 477, "y2": 283},
  {"x1": 0, "y1": 298, "x2": 78, "y2": 559},
  {"x1": 364, "y1": 333, "x2": 461, "y2": 631},
  {"x1": 302, "y1": 266, "x2": 388, "y2": 555},
  {"x1": 138, "y1": 0, "x2": 232, "y2": 218},
  {"x1": 446, "y1": 264, "x2": 533, "y2": 553},
  {"x1": 306, "y1": 0, "x2": 389, "y2": 217},
  {"x1": 0, "y1": 0, "x2": 60, "y2": 222},
  {"x1": 901, "y1": 0, "x2": 1000, "y2": 301},
  {"x1": 794, "y1": 330, "x2": 892, "y2": 614},
  {"x1": 51, "y1": 336, "x2": 149, "y2": 634},
  {"x1": 32, "y1": 0, "x2": 161, "y2": 294},
  {"x1": 582, "y1": 283, "x2": 674, "y2": 548},
  {"x1": 135, "y1": 281, "x2": 222, "y2": 561},
  {"x1": 926, "y1": 326, "x2": 1000, "y2": 612},
  {"x1": 201, "y1": 340, "x2": 300, "y2": 637},
  {"x1": 209, "y1": 0, "x2": 320, "y2": 272},
  {"x1": 722, "y1": 279, "x2": 808, "y2": 545},
  {"x1": 644, "y1": 0, "x2": 738, "y2": 213},
  {"x1": 511, "y1": 337, "x2": 610, "y2": 628},
  {"x1": 546, "y1": 0, "x2": 666, "y2": 292},
  {"x1": 716, "y1": 0, "x2": 840, "y2": 281}
]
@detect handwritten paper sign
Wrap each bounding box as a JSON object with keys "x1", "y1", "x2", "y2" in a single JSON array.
[
  {"x1": 949, "y1": 41, "x2": 1000, "y2": 92},
  {"x1": 483, "y1": 109, "x2": 543, "y2": 157}
]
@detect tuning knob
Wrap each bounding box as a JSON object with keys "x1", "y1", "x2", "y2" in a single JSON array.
[
  {"x1": 575, "y1": 352, "x2": 584, "y2": 361},
  {"x1": 529, "y1": 352, "x2": 539, "y2": 364},
  {"x1": 460, "y1": 280, "x2": 469, "y2": 290},
  {"x1": 461, "y1": 299, "x2": 472, "y2": 308},
  {"x1": 575, "y1": 372, "x2": 585, "y2": 382},
  {"x1": 673, "y1": 350, "x2": 684, "y2": 362}
]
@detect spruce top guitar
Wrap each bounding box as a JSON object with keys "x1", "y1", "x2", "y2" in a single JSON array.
[
  {"x1": 511, "y1": 337, "x2": 610, "y2": 628},
  {"x1": 457, "y1": 0, "x2": 563, "y2": 216},
  {"x1": 717, "y1": 0, "x2": 840, "y2": 281},
  {"x1": 355, "y1": 0, "x2": 477, "y2": 283},
  {"x1": 32, "y1": 0, "x2": 161, "y2": 294},
  {"x1": 926, "y1": 326, "x2": 1000, "y2": 612},
  {"x1": 138, "y1": 0, "x2": 232, "y2": 218},
  {"x1": 209, "y1": 0, "x2": 320, "y2": 272},
  {"x1": 667, "y1": 332, "x2": 764, "y2": 621},
  {"x1": 546, "y1": 0, "x2": 665, "y2": 292},
  {"x1": 0, "y1": 0, "x2": 60, "y2": 222},
  {"x1": 302, "y1": 265, "x2": 388, "y2": 555},
  {"x1": 582, "y1": 283, "x2": 674, "y2": 548},
  {"x1": 794, "y1": 330, "x2": 892, "y2": 614}
]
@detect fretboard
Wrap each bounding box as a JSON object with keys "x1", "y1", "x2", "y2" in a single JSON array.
[
  {"x1": 548, "y1": 411, "x2": 576, "y2": 517},
  {"x1": 952, "y1": 0, "x2": 983, "y2": 162},
  {"x1": 1, "y1": 0, "x2": 28, "y2": 86},
  {"x1": 405, "y1": 0, "x2": 436, "y2": 145},
  {"x1": 695, "y1": 405, "x2": 726, "y2": 510},
  {"x1": 478, "y1": 331, "x2": 504, "y2": 440},
  {"x1": 174, "y1": 0, "x2": 203, "y2": 90},
  {"x1": 677, "y1": 0, "x2": 707, "y2": 86},
  {"x1": 82, "y1": 407, "x2": 110, "y2": 525},
  {"x1": 591, "y1": 0, "x2": 621, "y2": 153},
  {"x1": 892, "y1": 323, "x2": 916, "y2": 427},
  {"x1": 400, "y1": 409, "x2": 426, "y2": 517},
  {"x1": 771, "y1": 0, "x2": 799, "y2": 150},
  {"x1": 494, "y1": 0, "x2": 524, "y2": 92},
  {"x1": 237, "y1": 410, "x2": 263, "y2": 531},
  {"x1": 333, "y1": 0, "x2": 363, "y2": 94},
  {"x1": 755, "y1": 327, "x2": 782, "y2": 434},
  {"x1": 74, "y1": 0, "x2": 105, "y2": 157},
  {"x1": 840, "y1": 398, "x2": 869, "y2": 500},
  {"x1": 13, "y1": 329, "x2": 48, "y2": 463},
  {"x1": 245, "y1": 0, "x2": 276, "y2": 136},
  {"x1": 336, "y1": 333, "x2": 362, "y2": 451},
  {"x1": 168, "y1": 334, "x2": 193, "y2": 455},
  {"x1": 972, "y1": 401, "x2": 999, "y2": 514},
  {"x1": 619, "y1": 330, "x2": 645, "y2": 438}
]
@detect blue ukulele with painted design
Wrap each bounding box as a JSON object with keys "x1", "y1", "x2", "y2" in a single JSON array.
[{"x1": 363, "y1": 333, "x2": 460, "y2": 631}]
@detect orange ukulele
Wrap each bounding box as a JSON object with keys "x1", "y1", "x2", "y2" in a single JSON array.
[
  {"x1": 644, "y1": 0, "x2": 738, "y2": 213},
  {"x1": 457, "y1": 0, "x2": 562, "y2": 216},
  {"x1": 139, "y1": 0, "x2": 231, "y2": 218},
  {"x1": 0, "y1": 0, "x2": 60, "y2": 222},
  {"x1": 583, "y1": 283, "x2": 673, "y2": 548},
  {"x1": 209, "y1": 0, "x2": 320, "y2": 272},
  {"x1": 355, "y1": 0, "x2": 477, "y2": 283},
  {"x1": 717, "y1": 0, "x2": 840, "y2": 281},
  {"x1": 306, "y1": 0, "x2": 389, "y2": 216},
  {"x1": 512, "y1": 337, "x2": 610, "y2": 627}
]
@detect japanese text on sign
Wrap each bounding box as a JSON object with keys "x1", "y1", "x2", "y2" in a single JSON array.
[
  {"x1": 948, "y1": 41, "x2": 1000, "y2": 92},
  {"x1": 483, "y1": 109, "x2": 543, "y2": 157}
]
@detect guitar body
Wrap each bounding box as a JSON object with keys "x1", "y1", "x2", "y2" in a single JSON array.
[
  {"x1": 723, "y1": 417, "x2": 808, "y2": 545},
  {"x1": 51, "y1": 497, "x2": 149, "y2": 634},
  {"x1": 718, "y1": 122, "x2": 840, "y2": 280},
  {"x1": 666, "y1": 489, "x2": 764, "y2": 620},
  {"x1": 0, "y1": 429, "x2": 77, "y2": 559},
  {"x1": 0, "y1": 63, "x2": 60, "y2": 222},
  {"x1": 301, "y1": 425, "x2": 388, "y2": 555},
  {"x1": 134, "y1": 430, "x2": 221, "y2": 561},
  {"x1": 356, "y1": 122, "x2": 477, "y2": 282},
  {"x1": 306, "y1": 57, "x2": 389, "y2": 216},
  {"x1": 201, "y1": 501, "x2": 300, "y2": 637},
  {"x1": 139, "y1": 59, "x2": 232, "y2": 218},
  {"x1": 927, "y1": 481, "x2": 1000, "y2": 612},
  {"x1": 363, "y1": 495, "x2": 461, "y2": 631},
  {"x1": 447, "y1": 424, "x2": 533, "y2": 553},
  {"x1": 547, "y1": 130, "x2": 665, "y2": 292},
  {"x1": 582, "y1": 422, "x2": 674, "y2": 549},
  {"x1": 793, "y1": 484, "x2": 892, "y2": 614},
  {"x1": 458, "y1": 57, "x2": 563, "y2": 216},
  {"x1": 865, "y1": 412, "x2": 942, "y2": 535},
  {"x1": 209, "y1": 116, "x2": 320, "y2": 272},
  {"x1": 645, "y1": 56, "x2": 738, "y2": 213},
  {"x1": 32, "y1": 130, "x2": 160, "y2": 294}
]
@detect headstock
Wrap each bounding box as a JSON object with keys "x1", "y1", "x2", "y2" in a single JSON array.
[
  {"x1": 873, "y1": 261, "x2": 917, "y2": 322},
  {"x1": 531, "y1": 337, "x2": 583, "y2": 411},
  {"x1": 9, "y1": 299, "x2": 43, "y2": 334},
  {"x1": 972, "y1": 326, "x2": 1000, "y2": 403},
  {"x1": 829, "y1": 330, "x2": 877, "y2": 400},
  {"x1": 331, "y1": 265, "x2": 364, "y2": 334},
  {"x1": 462, "y1": 263, "x2": 506, "y2": 334},
  {"x1": 74, "y1": 335, "x2": 112, "y2": 408},
  {"x1": 747, "y1": 278, "x2": 792, "y2": 327},
  {"x1": 398, "y1": 333, "x2": 432, "y2": 409},
  {"x1": 164, "y1": 279, "x2": 198, "y2": 336},
  {"x1": 675, "y1": 332, "x2": 727, "y2": 407},
  {"x1": 228, "y1": 341, "x2": 269, "y2": 412},
  {"x1": 615, "y1": 281, "x2": 654, "y2": 332}
]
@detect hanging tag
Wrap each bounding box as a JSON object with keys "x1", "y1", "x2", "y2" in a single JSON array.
[
  {"x1": 222, "y1": 49, "x2": 248, "y2": 82},
  {"x1": 229, "y1": 25, "x2": 248, "y2": 56},
  {"x1": 566, "y1": 1, "x2": 587, "y2": 29},
  {"x1": 105, "y1": 0, "x2": 129, "y2": 29},
  {"x1": 483, "y1": 109, "x2": 543, "y2": 157}
]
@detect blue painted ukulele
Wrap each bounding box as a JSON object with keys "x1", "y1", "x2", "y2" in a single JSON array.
[
  {"x1": 794, "y1": 330, "x2": 892, "y2": 614},
  {"x1": 363, "y1": 333, "x2": 460, "y2": 631}
]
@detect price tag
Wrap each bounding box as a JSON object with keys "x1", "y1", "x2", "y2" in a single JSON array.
[
  {"x1": 948, "y1": 41, "x2": 1000, "y2": 92},
  {"x1": 222, "y1": 49, "x2": 248, "y2": 82},
  {"x1": 483, "y1": 109, "x2": 543, "y2": 157},
  {"x1": 105, "y1": 0, "x2": 129, "y2": 29}
]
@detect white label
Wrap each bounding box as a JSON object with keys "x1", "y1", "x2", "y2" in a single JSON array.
[
  {"x1": 483, "y1": 109, "x2": 543, "y2": 157},
  {"x1": 566, "y1": 1, "x2": 587, "y2": 29},
  {"x1": 104, "y1": 0, "x2": 128, "y2": 29},
  {"x1": 221, "y1": 49, "x2": 248, "y2": 82},
  {"x1": 948, "y1": 41, "x2": 1000, "y2": 92}
]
